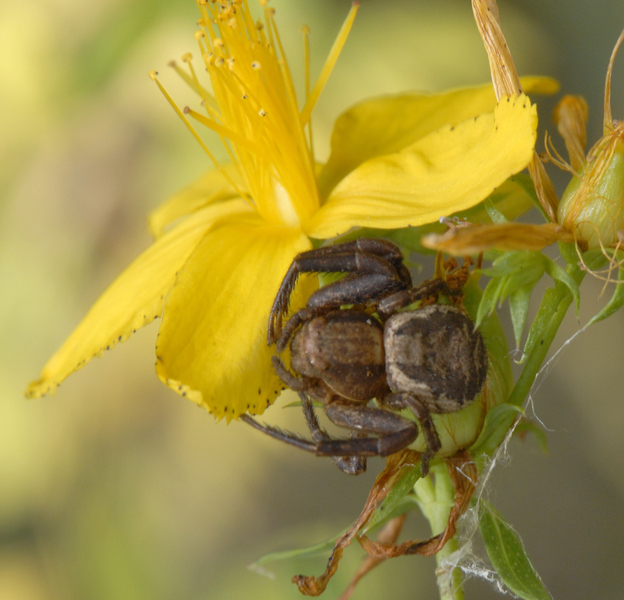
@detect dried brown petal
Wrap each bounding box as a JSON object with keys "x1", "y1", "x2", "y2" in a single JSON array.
[
  {"x1": 422, "y1": 222, "x2": 574, "y2": 256},
  {"x1": 554, "y1": 96, "x2": 589, "y2": 172},
  {"x1": 357, "y1": 451, "x2": 478, "y2": 558}
]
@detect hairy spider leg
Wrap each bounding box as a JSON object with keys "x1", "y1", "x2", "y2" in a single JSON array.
[
  {"x1": 314, "y1": 401, "x2": 419, "y2": 458},
  {"x1": 377, "y1": 278, "x2": 451, "y2": 320},
  {"x1": 299, "y1": 392, "x2": 367, "y2": 475},
  {"x1": 268, "y1": 239, "x2": 412, "y2": 344},
  {"x1": 241, "y1": 393, "x2": 366, "y2": 475},
  {"x1": 384, "y1": 392, "x2": 442, "y2": 476}
]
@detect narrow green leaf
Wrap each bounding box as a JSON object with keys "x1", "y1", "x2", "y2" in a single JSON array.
[
  {"x1": 363, "y1": 464, "x2": 421, "y2": 534},
  {"x1": 476, "y1": 276, "x2": 505, "y2": 328},
  {"x1": 513, "y1": 420, "x2": 549, "y2": 454},
  {"x1": 484, "y1": 198, "x2": 508, "y2": 224},
  {"x1": 250, "y1": 533, "x2": 342, "y2": 567},
  {"x1": 588, "y1": 252, "x2": 624, "y2": 325},
  {"x1": 470, "y1": 403, "x2": 522, "y2": 458},
  {"x1": 479, "y1": 501, "x2": 552, "y2": 600},
  {"x1": 543, "y1": 257, "x2": 580, "y2": 312},
  {"x1": 509, "y1": 285, "x2": 532, "y2": 347}
]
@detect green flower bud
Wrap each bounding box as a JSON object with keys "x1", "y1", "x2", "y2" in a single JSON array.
[{"x1": 558, "y1": 136, "x2": 624, "y2": 249}]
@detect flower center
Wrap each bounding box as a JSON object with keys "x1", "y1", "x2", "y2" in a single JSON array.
[{"x1": 152, "y1": 0, "x2": 358, "y2": 229}]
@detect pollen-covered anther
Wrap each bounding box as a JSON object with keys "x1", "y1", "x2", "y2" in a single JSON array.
[
  {"x1": 228, "y1": 17, "x2": 237, "y2": 28},
  {"x1": 182, "y1": 52, "x2": 192, "y2": 63},
  {"x1": 227, "y1": 57, "x2": 236, "y2": 70},
  {"x1": 204, "y1": 52, "x2": 214, "y2": 65},
  {"x1": 194, "y1": 31, "x2": 205, "y2": 41},
  {"x1": 251, "y1": 61, "x2": 261, "y2": 70},
  {"x1": 213, "y1": 38, "x2": 224, "y2": 48},
  {"x1": 215, "y1": 57, "x2": 225, "y2": 67},
  {"x1": 149, "y1": 70, "x2": 158, "y2": 80},
  {"x1": 259, "y1": 108, "x2": 267, "y2": 117}
]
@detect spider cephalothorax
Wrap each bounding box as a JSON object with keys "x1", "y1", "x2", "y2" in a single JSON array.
[{"x1": 243, "y1": 238, "x2": 488, "y2": 476}]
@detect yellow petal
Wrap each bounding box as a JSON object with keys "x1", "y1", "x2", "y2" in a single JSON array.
[
  {"x1": 306, "y1": 94, "x2": 537, "y2": 239},
  {"x1": 317, "y1": 78, "x2": 555, "y2": 197},
  {"x1": 26, "y1": 199, "x2": 253, "y2": 398},
  {"x1": 148, "y1": 165, "x2": 247, "y2": 237},
  {"x1": 422, "y1": 222, "x2": 573, "y2": 255},
  {"x1": 155, "y1": 219, "x2": 314, "y2": 420}
]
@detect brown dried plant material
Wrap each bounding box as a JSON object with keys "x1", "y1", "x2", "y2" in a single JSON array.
[
  {"x1": 357, "y1": 451, "x2": 477, "y2": 559},
  {"x1": 292, "y1": 449, "x2": 421, "y2": 596},
  {"x1": 422, "y1": 222, "x2": 574, "y2": 256},
  {"x1": 472, "y1": 0, "x2": 559, "y2": 222},
  {"x1": 337, "y1": 515, "x2": 408, "y2": 600},
  {"x1": 554, "y1": 96, "x2": 589, "y2": 172}
]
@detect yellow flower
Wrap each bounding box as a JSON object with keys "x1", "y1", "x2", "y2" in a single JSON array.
[{"x1": 26, "y1": 0, "x2": 540, "y2": 420}]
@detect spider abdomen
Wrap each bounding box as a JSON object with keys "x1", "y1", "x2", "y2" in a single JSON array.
[{"x1": 384, "y1": 304, "x2": 488, "y2": 413}]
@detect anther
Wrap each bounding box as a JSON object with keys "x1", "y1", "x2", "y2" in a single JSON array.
[
  {"x1": 194, "y1": 31, "x2": 205, "y2": 40},
  {"x1": 149, "y1": 70, "x2": 158, "y2": 80},
  {"x1": 259, "y1": 108, "x2": 267, "y2": 117},
  {"x1": 182, "y1": 52, "x2": 193, "y2": 62},
  {"x1": 251, "y1": 61, "x2": 261, "y2": 70}
]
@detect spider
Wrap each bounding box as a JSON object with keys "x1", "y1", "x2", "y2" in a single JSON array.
[{"x1": 242, "y1": 238, "x2": 488, "y2": 476}]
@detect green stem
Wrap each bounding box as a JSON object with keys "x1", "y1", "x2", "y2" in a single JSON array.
[
  {"x1": 475, "y1": 261, "x2": 586, "y2": 458},
  {"x1": 415, "y1": 467, "x2": 464, "y2": 600}
]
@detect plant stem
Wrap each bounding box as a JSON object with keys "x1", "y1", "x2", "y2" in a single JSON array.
[{"x1": 416, "y1": 468, "x2": 465, "y2": 600}]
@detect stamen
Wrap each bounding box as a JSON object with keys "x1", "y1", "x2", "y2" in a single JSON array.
[
  {"x1": 184, "y1": 106, "x2": 263, "y2": 156},
  {"x1": 604, "y1": 28, "x2": 624, "y2": 134},
  {"x1": 302, "y1": 25, "x2": 314, "y2": 158},
  {"x1": 168, "y1": 59, "x2": 217, "y2": 109},
  {"x1": 300, "y1": 1, "x2": 359, "y2": 125},
  {"x1": 150, "y1": 71, "x2": 246, "y2": 198}
]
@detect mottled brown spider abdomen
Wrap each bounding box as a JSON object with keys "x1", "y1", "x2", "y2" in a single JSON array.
[
  {"x1": 290, "y1": 310, "x2": 387, "y2": 402},
  {"x1": 384, "y1": 304, "x2": 488, "y2": 413}
]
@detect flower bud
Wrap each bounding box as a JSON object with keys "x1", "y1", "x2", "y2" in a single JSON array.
[{"x1": 557, "y1": 134, "x2": 624, "y2": 249}]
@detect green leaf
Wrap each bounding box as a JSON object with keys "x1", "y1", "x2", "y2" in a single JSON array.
[
  {"x1": 479, "y1": 500, "x2": 553, "y2": 600},
  {"x1": 513, "y1": 420, "x2": 549, "y2": 454},
  {"x1": 484, "y1": 198, "x2": 508, "y2": 224},
  {"x1": 250, "y1": 533, "x2": 342, "y2": 568},
  {"x1": 476, "y1": 251, "x2": 546, "y2": 337},
  {"x1": 543, "y1": 257, "x2": 580, "y2": 312},
  {"x1": 588, "y1": 251, "x2": 624, "y2": 325},
  {"x1": 476, "y1": 276, "x2": 505, "y2": 328},
  {"x1": 362, "y1": 465, "x2": 421, "y2": 534},
  {"x1": 470, "y1": 403, "x2": 523, "y2": 458},
  {"x1": 509, "y1": 285, "x2": 532, "y2": 347}
]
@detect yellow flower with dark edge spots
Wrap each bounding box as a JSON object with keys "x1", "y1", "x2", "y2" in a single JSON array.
[{"x1": 26, "y1": 0, "x2": 546, "y2": 420}]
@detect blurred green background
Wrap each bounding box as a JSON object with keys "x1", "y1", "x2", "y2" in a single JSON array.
[{"x1": 3, "y1": 0, "x2": 624, "y2": 598}]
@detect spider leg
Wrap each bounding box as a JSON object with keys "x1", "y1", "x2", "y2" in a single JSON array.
[
  {"x1": 299, "y1": 392, "x2": 367, "y2": 475},
  {"x1": 377, "y1": 277, "x2": 451, "y2": 320},
  {"x1": 241, "y1": 394, "x2": 366, "y2": 475},
  {"x1": 268, "y1": 239, "x2": 411, "y2": 344},
  {"x1": 241, "y1": 414, "x2": 319, "y2": 454},
  {"x1": 384, "y1": 392, "x2": 442, "y2": 476},
  {"x1": 316, "y1": 401, "x2": 419, "y2": 458}
]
